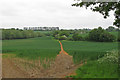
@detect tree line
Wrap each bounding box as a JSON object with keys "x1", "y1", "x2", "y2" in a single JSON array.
[
  {"x1": 2, "y1": 29, "x2": 44, "y2": 40},
  {"x1": 52, "y1": 27, "x2": 118, "y2": 42}
]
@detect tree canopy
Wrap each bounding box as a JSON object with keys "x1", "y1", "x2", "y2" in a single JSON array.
[
  {"x1": 89, "y1": 27, "x2": 116, "y2": 42},
  {"x1": 72, "y1": 1, "x2": 120, "y2": 27},
  {"x1": 2, "y1": 29, "x2": 44, "y2": 40}
]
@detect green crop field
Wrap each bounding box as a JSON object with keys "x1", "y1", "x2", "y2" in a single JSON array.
[
  {"x1": 2, "y1": 37, "x2": 60, "y2": 59},
  {"x1": 2, "y1": 36, "x2": 118, "y2": 61},
  {"x1": 61, "y1": 40, "x2": 118, "y2": 63}
]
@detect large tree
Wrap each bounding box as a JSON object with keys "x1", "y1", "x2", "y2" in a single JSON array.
[{"x1": 72, "y1": 1, "x2": 120, "y2": 27}]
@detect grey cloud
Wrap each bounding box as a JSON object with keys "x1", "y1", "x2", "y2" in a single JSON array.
[{"x1": 0, "y1": 0, "x2": 115, "y2": 29}]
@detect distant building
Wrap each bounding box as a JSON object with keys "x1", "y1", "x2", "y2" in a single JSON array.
[{"x1": 24, "y1": 27, "x2": 59, "y2": 31}]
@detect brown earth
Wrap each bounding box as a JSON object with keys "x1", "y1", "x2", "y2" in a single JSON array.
[
  {"x1": 2, "y1": 58, "x2": 30, "y2": 78},
  {"x1": 2, "y1": 41, "x2": 85, "y2": 78}
]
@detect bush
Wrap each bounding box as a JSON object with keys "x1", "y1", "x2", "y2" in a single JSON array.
[
  {"x1": 84, "y1": 35, "x2": 89, "y2": 41},
  {"x1": 52, "y1": 31, "x2": 59, "y2": 37},
  {"x1": 98, "y1": 50, "x2": 118, "y2": 63},
  {"x1": 72, "y1": 33, "x2": 83, "y2": 41},
  {"x1": 67, "y1": 37, "x2": 73, "y2": 41},
  {"x1": 118, "y1": 37, "x2": 120, "y2": 41},
  {"x1": 58, "y1": 35, "x2": 67, "y2": 40},
  {"x1": 99, "y1": 32, "x2": 116, "y2": 42},
  {"x1": 45, "y1": 33, "x2": 51, "y2": 36},
  {"x1": 89, "y1": 27, "x2": 116, "y2": 42},
  {"x1": 59, "y1": 31, "x2": 69, "y2": 37},
  {"x1": 54, "y1": 34, "x2": 59, "y2": 39},
  {"x1": 118, "y1": 32, "x2": 120, "y2": 41},
  {"x1": 58, "y1": 36, "x2": 67, "y2": 40}
]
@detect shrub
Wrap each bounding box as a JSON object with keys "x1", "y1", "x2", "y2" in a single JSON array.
[
  {"x1": 67, "y1": 37, "x2": 73, "y2": 41},
  {"x1": 98, "y1": 50, "x2": 118, "y2": 63},
  {"x1": 59, "y1": 31, "x2": 69, "y2": 37},
  {"x1": 45, "y1": 33, "x2": 51, "y2": 36},
  {"x1": 89, "y1": 27, "x2": 116, "y2": 42},
  {"x1": 84, "y1": 35, "x2": 89, "y2": 41},
  {"x1": 58, "y1": 35, "x2": 67, "y2": 40},
  {"x1": 52, "y1": 31, "x2": 59, "y2": 37},
  {"x1": 118, "y1": 32, "x2": 120, "y2": 41},
  {"x1": 99, "y1": 32, "x2": 116, "y2": 42},
  {"x1": 72, "y1": 33, "x2": 83, "y2": 41},
  {"x1": 118, "y1": 37, "x2": 120, "y2": 41},
  {"x1": 54, "y1": 34, "x2": 59, "y2": 39}
]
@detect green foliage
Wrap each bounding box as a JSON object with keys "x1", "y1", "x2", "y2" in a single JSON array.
[
  {"x1": 72, "y1": 33, "x2": 83, "y2": 41},
  {"x1": 98, "y1": 50, "x2": 118, "y2": 63},
  {"x1": 58, "y1": 35, "x2": 67, "y2": 40},
  {"x1": 52, "y1": 29, "x2": 117, "y2": 42},
  {"x1": 89, "y1": 27, "x2": 104, "y2": 41},
  {"x1": 0, "y1": 30, "x2": 2, "y2": 40},
  {"x1": 2, "y1": 29, "x2": 44, "y2": 40},
  {"x1": 99, "y1": 32, "x2": 116, "y2": 42},
  {"x1": 106, "y1": 26, "x2": 117, "y2": 32},
  {"x1": 118, "y1": 37, "x2": 120, "y2": 42},
  {"x1": 52, "y1": 30, "x2": 90, "y2": 41},
  {"x1": 72, "y1": 2, "x2": 120, "y2": 27},
  {"x1": 118, "y1": 31, "x2": 120, "y2": 42},
  {"x1": 52, "y1": 31, "x2": 59, "y2": 37},
  {"x1": 75, "y1": 61, "x2": 118, "y2": 78},
  {"x1": 44, "y1": 33, "x2": 51, "y2": 36},
  {"x1": 74, "y1": 50, "x2": 118, "y2": 78},
  {"x1": 109, "y1": 31, "x2": 118, "y2": 38},
  {"x1": 59, "y1": 31, "x2": 69, "y2": 37},
  {"x1": 67, "y1": 37, "x2": 73, "y2": 41},
  {"x1": 89, "y1": 27, "x2": 116, "y2": 42},
  {"x1": 52, "y1": 30, "x2": 70, "y2": 40}
]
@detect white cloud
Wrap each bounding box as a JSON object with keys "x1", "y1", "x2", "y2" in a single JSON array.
[{"x1": 0, "y1": 0, "x2": 115, "y2": 29}]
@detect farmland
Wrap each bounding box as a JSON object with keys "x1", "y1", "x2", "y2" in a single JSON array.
[
  {"x1": 2, "y1": 31, "x2": 119, "y2": 78},
  {"x1": 1, "y1": 0, "x2": 119, "y2": 78},
  {"x1": 2, "y1": 36, "x2": 118, "y2": 61},
  {"x1": 2, "y1": 37, "x2": 60, "y2": 59},
  {"x1": 62, "y1": 40, "x2": 118, "y2": 63}
]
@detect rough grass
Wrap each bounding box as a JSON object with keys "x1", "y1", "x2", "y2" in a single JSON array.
[
  {"x1": 75, "y1": 61, "x2": 118, "y2": 78},
  {"x1": 74, "y1": 50, "x2": 119, "y2": 78}
]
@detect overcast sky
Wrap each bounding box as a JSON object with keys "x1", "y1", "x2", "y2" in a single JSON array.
[{"x1": 0, "y1": 0, "x2": 115, "y2": 29}]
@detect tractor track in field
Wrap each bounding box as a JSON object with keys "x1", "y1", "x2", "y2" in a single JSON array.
[{"x1": 2, "y1": 41, "x2": 86, "y2": 78}]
